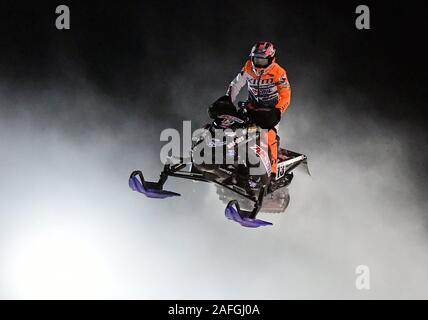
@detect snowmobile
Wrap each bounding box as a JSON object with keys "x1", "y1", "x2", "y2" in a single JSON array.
[{"x1": 128, "y1": 98, "x2": 309, "y2": 228}]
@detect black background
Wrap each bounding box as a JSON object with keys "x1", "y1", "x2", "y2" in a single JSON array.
[{"x1": 0, "y1": 0, "x2": 426, "y2": 122}]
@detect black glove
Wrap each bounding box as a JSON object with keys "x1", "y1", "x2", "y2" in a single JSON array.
[{"x1": 247, "y1": 107, "x2": 281, "y2": 129}]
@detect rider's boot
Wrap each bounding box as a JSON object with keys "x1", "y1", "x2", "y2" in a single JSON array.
[{"x1": 268, "y1": 172, "x2": 279, "y2": 192}]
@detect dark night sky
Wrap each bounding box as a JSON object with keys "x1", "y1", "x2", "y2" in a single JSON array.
[{"x1": 0, "y1": 1, "x2": 426, "y2": 121}]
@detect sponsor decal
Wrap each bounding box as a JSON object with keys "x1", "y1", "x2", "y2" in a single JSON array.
[
  {"x1": 207, "y1": 138, "x2": 226, "y2": 148},
  {"x1": 217, "y1": 114, "x2": 244, "y2": 128},
  {"x1": 276, "y1": 161, "x2": 287, "y2": 180},
  {"x1": 249, "y1": 78, "x2": 274, "y2": 84},
  {"x1": 250, "y1": 145, "x2": 272, "y2": 175}
]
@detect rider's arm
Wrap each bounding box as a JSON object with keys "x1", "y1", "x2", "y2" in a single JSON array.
[
  {"x1": 275, "y1": 69, "x2": 291, "y2": 113},
  {"x1": 226, "y1": 68, "x2": 248, "y2": 103}
]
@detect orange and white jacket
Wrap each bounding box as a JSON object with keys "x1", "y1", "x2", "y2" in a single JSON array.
[{"x1": 226, "y1": 60, "x2": 291, "y2": 113}]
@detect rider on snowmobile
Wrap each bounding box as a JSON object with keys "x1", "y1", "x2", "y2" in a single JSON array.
[{"x1": 224, "y1": 41, "x2": 292, "y2": 184}]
